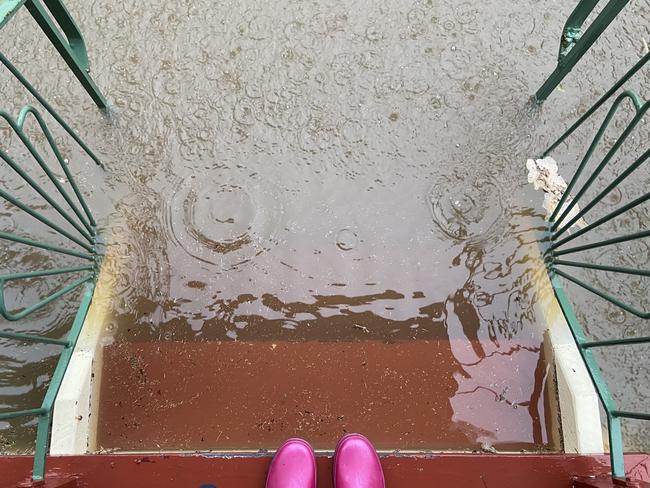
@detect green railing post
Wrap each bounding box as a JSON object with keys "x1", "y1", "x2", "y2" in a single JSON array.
[
  {"x1": 0, "y1": 0, "x2": 108, "y2": 109},
  {"x1": 24, "y1": 0, "x2": 107, "y2": 108},
  {"x1": 535, "y1": 0, "x2": 630, "y2": 102}
]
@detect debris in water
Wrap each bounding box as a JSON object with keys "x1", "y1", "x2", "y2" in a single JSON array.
[
  {"x1": 526, "y1": 157, "x2": 587, "y2": 230},
  {"x1": 353, "y1": 324, "x2": 370, "y2": 333},
  {"x1": 480, "y1": 442, "x2": 498, "y2": 454}
]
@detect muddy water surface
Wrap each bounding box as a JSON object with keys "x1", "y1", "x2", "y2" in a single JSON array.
[{"x1": 1, "y1": 0, "x2": 648, "y2": 452}]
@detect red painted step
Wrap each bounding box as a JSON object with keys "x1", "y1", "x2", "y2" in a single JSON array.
[
  {"x1": 2, "y1": 453, "x2": 650, "y2": 488},
  {"x1": 97, "y1": 339, "x2": 557, "y2": 451}
]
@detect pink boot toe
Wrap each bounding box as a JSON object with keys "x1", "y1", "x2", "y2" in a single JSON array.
[
  {"x1": 266, "y1": 438, "x2": 316, "y2": 488},
  {"x1": 334, "y1": 433, "x2": 385, "y2": 488}
]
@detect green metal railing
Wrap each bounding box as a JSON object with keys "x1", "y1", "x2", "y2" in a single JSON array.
[
  {"x1": 541, "y1": 52, "x2": 650, "y2": 479},
  {"x1": 0, "y1": 106, "x2": 102, "y2": 482},
  {"x1": 536, "y1": 0, "x2": 630, "y2": 102},
  {"x1": 0, "y1": 101, "x2": 102, "y2": 481},
  {"x1": 1, "y1": 0, "x2": 107, "y2": 108},
  {"x1": 0, "y1": 1, "x2": 104, "y2": 482}
]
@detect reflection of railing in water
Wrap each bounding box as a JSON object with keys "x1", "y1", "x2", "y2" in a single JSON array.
[
  {"x1": 0, "y1": 1, "x2": 105, "y2": 482},
  {"x1": 535, "y1": 0, "x2": 631, "y2": 102},
  {"x1": 541, "y1": 53, "x2": 649, "y2": 480}
]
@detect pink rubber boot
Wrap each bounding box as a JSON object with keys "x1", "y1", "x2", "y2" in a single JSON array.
[
  {"x1": 265, "y1": 438, "x2": 316, "y2": 488},
  {"x1": 334, "y1": 434, "x2": 385, "y2": 488}
]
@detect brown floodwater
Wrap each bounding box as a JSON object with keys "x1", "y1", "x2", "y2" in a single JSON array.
[{"x1": 1, "y1": 0, "x2": 648, "y2": 453}]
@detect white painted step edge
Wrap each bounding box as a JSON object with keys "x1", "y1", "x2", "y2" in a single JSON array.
[
  {"x1": 535, "y1": 268, "x2": 605, "y2": 454},
  {"x1": 50, "y1": 245, "x2": 116, "y2": 455}
]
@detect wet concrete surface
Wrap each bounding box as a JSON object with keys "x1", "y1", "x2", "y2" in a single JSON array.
[{"x1": 0, "y1": 0, "x2": 649, "y2": 452}]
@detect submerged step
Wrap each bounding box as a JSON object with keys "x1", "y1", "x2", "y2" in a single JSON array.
[{"x1": 97, "y1": 339, "x2": 557, "y2": 452}]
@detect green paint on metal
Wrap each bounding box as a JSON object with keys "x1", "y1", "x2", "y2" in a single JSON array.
[
  {"x1": 548, "y1": 91, "x2": 645, "y2": 227},
  {"x1": 0, "y1": 51, "x2": 104, "y2": 167},
  {"x1": 0, "y1": 265, "x2": 95, "y2": 281},
  {"x1": 0, "y1": 330, "x2": 70, "y2": 346},
  {"x1": 0, "y1": 230, "x2": 95, "y2": 260},
  {"x1": 536, "y1": 0, "x2": 630, "y2": 102},
  {"x1": 552, "y1": 229, "x2": 650, "y2": 258},
  {"x1": 25, "y1": 0, "x2": 106, "y2": 108},
  {"x1": 0, "y1": 274, "x2": 94, "y2": 321},
  {"x1": 553, "y1": 259, "x2": 650, "y2": 277},
  {"x1": 0, "y1": 408, "x2": 47, "y2": 421},
  {"x1": 542, "y1": 52, "x2": 650, "y2": 154},
  {"x1": 557, "y1": 0, "x2": 599, "y2": 60},
  {"x1": 611, "y1": 411, "x2": 650, "y2": 421},
  {"x1": 583, "y1": 337, "x2": 650, "y2": 349},
  {"x1": 0, "y1": 103, "x2": 101, "y2": 480},
  {"x1": 542, "y1": 51, "x2": 649, "y2": 479},
  {"x1": 0, "y1": 0, "x2": 25, "y2": 28},
  {"x1": 17, "y1": 105, "x2": 98, "y2": 229},
  {"x1": 554, "y1": 269, "x2": 650, "y2": 319},
  {"x1": 0, "y1": 0, "x2": 107, "y2": 108},
  {"x1": 0, "y1": 4, "x2": 107, "y2": 463},
  {"x1": 0, "y1": 185, "x2": 93, "y2": 250},
  {"x1": 32, "y1": 284, "x2": 94, "y2": 481},
  {"x1": 550, "y1": 279, "x2": 627, "y2": 477},
  {"x1": 551, "y1": 111, "x2": 650, "y2": 235},
  {"x1": 0, "y1": 110, "x2": 96, "y2": 242},
  {"x1": 551, "y1": 187, "x2": 650, "y2": 249}
]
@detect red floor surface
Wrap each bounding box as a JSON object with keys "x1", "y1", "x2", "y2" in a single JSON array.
[
  {"x1": 2, "y1": 453, "x2": 650, "y2": 488},
  {"x1": 98, "y1": 339, "x2": 557, "y2": 451}
]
